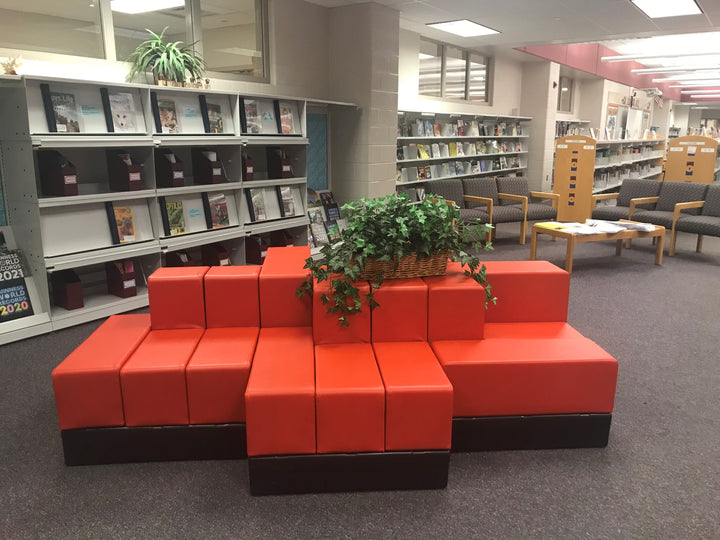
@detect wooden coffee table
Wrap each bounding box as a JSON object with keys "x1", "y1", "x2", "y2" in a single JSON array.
[{"x1": 529, "y1": 221, "x2": 665, "y2": 274}]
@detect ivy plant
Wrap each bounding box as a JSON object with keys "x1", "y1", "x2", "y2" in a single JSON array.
[
  {"x1": 297, "y1": 193, "x2": 496, "y2": 326},
  {"x1": 126, "y1": 28, "x2": 205, "y2": 84}
]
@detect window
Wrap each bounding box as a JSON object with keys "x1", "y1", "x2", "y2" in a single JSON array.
[
  {"x1": 0, "y1": 1, "x2": 104, "y2": 59},
  {"x1": 200, "y1": 0, "x2": 267, "y2": 80},
  {"x1": 557, "y1": 76, "x2": 574, "y2": 112},
  {"x1": 418, "y1": 39, "x2": 489, "y2": 102},
  {"x1": 113, "y1": 3, "x2": 188, "y2": 63}
]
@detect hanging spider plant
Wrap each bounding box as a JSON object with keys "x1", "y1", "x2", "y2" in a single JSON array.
[{"x1": 126, "y1": 28, "x2": 206, "y2": 85}]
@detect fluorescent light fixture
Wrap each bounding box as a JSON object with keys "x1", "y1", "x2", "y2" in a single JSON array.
[
  {"x1": 690, "y1": 94, "x2": 720, "y2": 98},
  {"x1": 561, "y1": 87, "x2": 569, "y2": 92},
  {"x1": 426, "y1": 19, "x2": 499, "y2": 37},
  {"x1": 631, "y1": 0, "x2": 701, "y2": 18},
  {"x1": 692, "y1": 106, "x2": 710, "y2": 109},
  {"x1": 632, "y1": 66, "x2": 720, "y2": 74},
  {"x1": 682, "y1": 102, "x2": 698, "y2": 105},
  {"x1": 652, "y1": 76, "x2": 720, "y2": 83},
  {"x1": 419, "y1": 53, "x2": 434, "y2": 60},
  {"x1": 671, "y1": 83, "x2": 720, "y2": 88},
  {"x1": 681, "y1": 89, "x2": 720, "y2": 94},
  {"x1": 111, "y1": 0, "x2": 184, "y2": 14},
  {"x1": 601, "y1": 51, "x2": 719, "y2": 63}
]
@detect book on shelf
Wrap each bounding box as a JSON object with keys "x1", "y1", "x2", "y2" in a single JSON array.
[
  {"x1": 41, "y1": 86, "x2": 81, "y2": 133},
  {"x1": 403, "y1": 144, "x2": 418, "y2": 160},
  {"x1": 412, "y1": 119, "x2": 424, "y2": 137},
  {"x1": 308, "y1": 207, "x2": 329, "y2": 246},
  {"x1": 325, "y1": 220, "x2": 342, "y2": 242},
  {"x1": 418, "y1": 166, "x2": 426, "y2": 180},
  {"x1": 424, "y1": 165, "x2": 432, "y2": 180},
  {"x1": 106, "y1": 203, "x2": 136, "y2": 244},
  {"x1": 433, "y1": 123, "x2": 441, "y2": 137},
  {"x1": 416, "y1": 187, "x2": 425, "y2": 201},
  {"x1": 157, "y1": 99, "x2": 180, "y2": 134},
  {"x1": 0, "y1": 249, "x2": 34, "y2": 323},
  {"x1": 205, "y1": 100, "x2": 224, "y2": 134},
  {"x1": 499, "y1": 156, "x2": 508, "y2": 169},
  {"x1": 416, "y1": 144, "x2": 430, "y2": 159},
  {"x1": 449, "y1": 143, "x2": 458, "y2": 157},
  {"x1": 241, "y1": 98, "x2": 262, "y2": 134},
  {"x1": 107, "y1": 91, "x2": 138, "y2": 133},
  {"x1": 320, "y1": 191, "x2": 341, "y2": 220},
  {"x1": 278, "y1": 100, "x2": 300, "y2": 135},
  {"x1": 454, "y1": 162, "x2": 464, "y2": 176},
  {"x1": 431, "y1": 143, "x2": 441, "y2": 158},
  {"x1": 457, "y1": 120, "x2": 465, "y2": 136},
  {"x1": 165, "y1": 200, "x2": 186, "y2": 236},
  {"x1": 439, "y1": 143, "x2": 450, "y2": 158},
  {"x1": 208, "y1": 193, "x2": 230, "y2": 228},
  {"x1": 456, "y1": 142, "x2": 464, "y2": 157},
  {"x1": 467, "y1": 120, "x2": 480, "y2": 137},
  {"x1": 247, "y1": 188, "x2": 267, "y2": 221}
]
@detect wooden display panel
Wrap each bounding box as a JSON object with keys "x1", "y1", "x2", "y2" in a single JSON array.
[
  {"x1": 553, "y1": 135, "x2": 596, "y2": 222},
  {"x1": 664, "y1": 136, "x2": 718, "y2": 184}
]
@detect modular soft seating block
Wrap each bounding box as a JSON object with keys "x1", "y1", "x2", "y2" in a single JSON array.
[
  {"x1": 483, "y1": 322, "x2": 583, "y2": 340},
  {"x1": 482, "y1": 261, "x2": 570, "y2": 323},
  {"x1": 372, "y1": 341, "x2": 453, "y2": 451},
  {"x1": 424, "y1": 272, "x2": 485, "y2": 341},
  {"x1": 52, "y1": 314, "x2": 151, "y2": 430},
  {"x1": 431, "y1": 337, "x2": 618, "y2": 417},
  {"x1": 371, "y1": 278, "x2": 427, "y2": 342},
  {"x1": 120, "y1": 329, "x2": 204, "y2": 426},
  {"x1": 148, "y1": 266, "x2": 209, "y2": 330},
  {"x1": 315, "y1": 343, "x2": 385, "y2": 453},
  {"x1": 313, "y1": 279, "x2": 371, "y2": 345},
  {"x1": 186, "y1": 326, "x2": 259, "y2": 424},
  {"x1": 259, "y1": 246, "x2": 312, "y2": 327},
  {"x1": 204, "y1": 266, "x2": 261, "y2": 328},
  {"x1": 245, "y1": 326, "x2": 316, "y2": 456}
]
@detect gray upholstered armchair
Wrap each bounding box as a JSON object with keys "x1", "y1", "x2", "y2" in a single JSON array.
[
  {"x1": 672, "y1": 184, "x2": 720, "y2": 256},
  {"x1": 495, "y1": 176, "x2": 558, "y2": 241},
  {"x1": 591, "y1": 178, "x2": 662, "y2": 221},
  {"x1": 461, "y1": 177, "x2": 529, "y2": 244}
]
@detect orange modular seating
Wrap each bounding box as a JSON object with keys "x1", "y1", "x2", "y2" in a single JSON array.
[{"x1": 53, "y1": 246, "x2": 618, "y2": 493}]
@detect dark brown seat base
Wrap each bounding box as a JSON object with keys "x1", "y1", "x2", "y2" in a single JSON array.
[
  {"x1": 60, "y1": 424, "x2": 247, "y2": 466},
  {"x1": 248, "y1": 451, "x2": 450, "y2": 495},
  {"x1": 451, "y1": 414, "x2": 612, "y2": 452}
]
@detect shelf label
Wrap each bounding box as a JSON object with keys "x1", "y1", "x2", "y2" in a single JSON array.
[
  {"x1": 188, "y1": 208, "x2": 204, "y2": 219},
  {"x1": 583, "y1": 145, "x2": 595, "y2": 150},
  {"x1": 557, "y1": 144, "x2": 568, "y2": 149},
  {"x1": 212, "y1": 168, "x2": 222, "y2": 176},
  {"x1": 183, "y1": 107, "x2": 199, "y2": 119},
  {"x1": 81, "y1": 105, "x2": 101, "y2": 116},
  {"x1": 701, "y1": 148, "x2": 715, "y2": 153},
  {"x1": 173, "y1": 171, "x2": 184, "y2": 179},
  {"x1": 219, "y1": 258, "x2": 230, "y2": 266},
  {"x1": 123, "y1": 279, "x2": 136, "y2": 289},
  {"x1": 129, "y1": 172, "x2": 141, "y2": 181},
  {"x1": 64, "y1": 175, "x2": 77, "y2": 185},
  {"x1": 670, "y1": 147, "x2": 684, "y2": 152}
]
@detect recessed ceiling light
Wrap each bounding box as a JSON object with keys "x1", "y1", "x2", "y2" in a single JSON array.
[
  {"x1": 692, "y1": 106, "x2": 710, "y2": 109},
  {"x1": 631, "y1": 0, "x2": 701, "y2": 19},
  {"x1": 111, "y1": 0, "x2": 184, "y2": 14},
  {"x1": 427, "y1": 19, "x2": 499, "y2": 37}
]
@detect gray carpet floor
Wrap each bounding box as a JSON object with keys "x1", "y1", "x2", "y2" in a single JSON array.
[{"x1": 1, "y1": 226, "x2": 719, "y2": 539}]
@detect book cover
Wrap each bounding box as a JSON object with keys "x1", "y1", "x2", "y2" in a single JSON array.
[
  {"x1": 113, "y1": 206, "x2": 136, "y2": 243},
  {"x1": 208, "y1": 193, "x2": 230, "y2": 228},
  {"x1": 166, "y1": 201, "x2": 186, "y2": 235},
  {"x1": 433, "y1": 123, "x2": 441, "y2": 136},
  {"x1": 108, "y1": 91, "x2": 137, "y2": 133},
  {"x1": 157, "y1": 99, "x2": 180, "y2": 134},
  {"x1": 278, "y1": 101, "x2": 296, "y2": 134},
  {"x1": 50, "y1": 92, "x2": 80, "y2": 133},
  {"x1": 320, "y1": 191, "x2": 341, "y2": 220},
  {"x1": 449, "y1": 142, "x2": 458, "y2": 157},
  {"x1": 259, "y1": 99, "x2": 278, "y2": 134},
  {"x1": 417, "y1": 144, "x2": 430, "y2": 159},
  {"x1": 279, "y1": 186, "x2": 296, "y2": 216},
  {"x1": 206, "y1": 101, "x2": 224, "y2": 134},
  {"x1": 325, "y1": 220, "x2": 342, "y2": 242},
  {"x1": 250, "y1": 188, "x2": 267, "y2": 221},
  {"x1": 244, "y1": 99, "x2": 261, "y2": 133}
]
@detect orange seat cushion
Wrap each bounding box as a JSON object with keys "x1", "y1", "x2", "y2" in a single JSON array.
[
  {"x1": 204, "y1": 266, "x2": 261, "y2": 328},
  {"x1": 372, "y1": 278, "x2": 428, "y2": 342},
  {"x1": 482, "y1": 261, "x2": 569, "y2": 323},
  {"x1": 52, "y1": 314, "x2": 151, "y2": 430},
  {"x1": 185, "y1": 326, "x2": 259, "y2": 424},
  {"x1": 424, "y1": 272, "x2": 485, "y2": 341},
  {"x1": 120, "y1": 328, "x2": 204, "y2": 426},
  {"x1": 245, "y1": 327, "x2": 316, "y2": 456},
  {"x1": 313, "y1": 279, "x2": 371, "y2": 345},
  {"x1": 315, "y1": 343, "x2": 385, "y2": 453},
  {"x1": 432, "y1": 337, "x2": 618, "y2": 417},
  {"x1": 483, "y1": 322, "x2": 583, "y2": 340},
  {"x1": 259, "y1": 247, "x2": 312, "y2": 327},
  {"x1": 148, "y1": 267, "x2": 209, "y2": 330},
  {"x1": 373, "y1": 341, "x2": 453, "y2": 450}
]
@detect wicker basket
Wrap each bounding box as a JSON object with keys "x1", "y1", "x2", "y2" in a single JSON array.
[{"x1": 358, "y1": 250, "x2": 449, "y2": 281}]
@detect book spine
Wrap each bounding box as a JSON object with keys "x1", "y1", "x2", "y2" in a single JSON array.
[
  {"x1": 150, "y1": 91, "x2": 162, "y2": 133},
  {"x1": 273, "y1": 99, "x2": 282, "y2": 134},
  {"x1": 40, "y1": 83, "x2": 57, "y2": 133},
  {"x1": 158, "y1": 196, "x2": 171, "y2": 237},
  {"x1": 99, "y1": 87, "x2": 114, "y2": 133},
  {"x1": 239, "y1": 98, "x2": 248, "y2": 133},
  {"x1": 276, "y1": 185, "x2": 286, "y2": 218},
  {"x1": 200, "y1": 192, "x2": 213, "y2": 229},
  {"x1": 198, "y1": 95, "x2": 210, "y2": 134},
  {"x1": 105, "y1": 202, "x2": 120, "y2": 244}
]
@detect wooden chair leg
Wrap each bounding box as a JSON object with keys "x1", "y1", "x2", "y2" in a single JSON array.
[
  {"x1": 697, "y1": 234, "x2": 704, "y2": 253},
  {"x1": 669, "y1": 227, "x2": 677, "y2": 256},
  {"x1": 519, "y1": 219, "x2": 527, "y2": 245}
]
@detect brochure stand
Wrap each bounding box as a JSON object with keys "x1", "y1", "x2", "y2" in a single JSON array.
[
  {"x1": 267, "y1": 148, "x2": 292, "y2": 179},
  {"x1": 37, "y1": 151, "x2": 78, "y2": 197},
  {"x1": 156, "y1": 150, "x2": 185, "y2": 188},
  {"x1": 105, "y1": 261, "x2": 137, "y2": 298},
  {"x1": 165, "y1": 251, "x2": 195, "y2": 267},
  {"x1": 107, "y1": 150, "x2": 143, "y2": 191},
  {"x1": 51, "y1": 270, "x2": 84, "y2": 310},
  {"x1": 201, "y1": 243, "x2": 230, "y2": 266},
  {"x1": 664, "y1": 135, "x2": 718, "y2": 184},
  {"x1": 192, "y1": 148, "x2": 224, "y2": 184}
]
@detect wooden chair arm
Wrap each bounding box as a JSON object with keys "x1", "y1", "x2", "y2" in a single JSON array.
[
  {"x1": 498, "y1": 193, "x2": 528, "y2": 214},
  {"x1": 591, "y1": 192, "x2": 618, "y2": 210},
  {"x1": 628, "y1": 196, "x2": 659, "y2": 218},
  {"x1": 464, "y1": 195, "x2": 493, "y2": 222},
  {"x1": 529, "y1": 191, "x2": 560, "y2": 209},
  {"x1": 672, "y1": 200, "x2": 705, "y2": 225}
]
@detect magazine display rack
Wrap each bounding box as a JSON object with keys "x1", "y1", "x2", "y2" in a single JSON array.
[
  {"x1": 396, "y1": 110, "x2": 531, "y2": 200},
  {"x1": 664, "y1": 135, "x2": 718, "y2": 184},
  {"x1": 592, "y1": 138, "x2": 665, "y2": 194},
  {"x1": 0, "y1": 76, "x2": 312, "y2": 344}
]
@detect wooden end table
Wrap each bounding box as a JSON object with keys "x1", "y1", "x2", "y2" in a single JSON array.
[{"x1": 529, "y1": 221, "x2": 665, "y2": 274}]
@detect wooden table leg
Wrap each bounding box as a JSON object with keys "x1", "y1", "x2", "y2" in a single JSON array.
[
  {"x1": 655, "y1": 231, "x2": 664, "y2": 265},
  {"x1": 530, "y1": 228, "x2": 538, "y2": 260},
  {"x1": 616, "y1": 239, "x2": 623, "y2": 256},
  {"x1": 565, "y1": 236, "x2": 575, "y2": 274}
]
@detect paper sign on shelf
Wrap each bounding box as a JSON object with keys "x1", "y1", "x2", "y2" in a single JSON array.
[
  {"x1": 557, "y1": 144, "x2": 568, "y2": 149},
  {"x1": 701, "y1": 148, "x2": 715, "y2": 153}
]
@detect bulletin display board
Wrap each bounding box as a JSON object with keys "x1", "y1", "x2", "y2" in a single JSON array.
[
  {"x1": 553, "y1": 135, "x2": 596, "y2": 222},
  {"x1": 665, "y1": 136, "x2": 718, "y2": 184}
]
